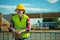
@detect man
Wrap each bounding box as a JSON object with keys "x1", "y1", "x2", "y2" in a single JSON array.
[{"x1": 10, "y1": 4, "x2": 31, "y2": 40}]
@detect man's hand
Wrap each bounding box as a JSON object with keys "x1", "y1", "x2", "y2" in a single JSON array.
[
  {"x1": 12, "y1": 29, "x2": 18, "y2": 34},
  {"x1": 18, "y1": 31, "x2": 22, "y2": 35},
  {"x1": 17, "y1": 30, "x2": 26, "y2": 35}
]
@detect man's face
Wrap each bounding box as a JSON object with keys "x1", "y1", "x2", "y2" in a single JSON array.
[{"x1": 16, "y1": 10, "x2": 24, "y2": 16}]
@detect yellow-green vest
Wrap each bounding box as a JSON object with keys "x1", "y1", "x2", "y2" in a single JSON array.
[{"x1": 12, "y1": 14, "x2": 30, "y2": 38}]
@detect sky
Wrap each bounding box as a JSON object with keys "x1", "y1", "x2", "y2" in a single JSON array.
[{"x1": 0, "y1": 0, "x2": 60, "y2": 14}]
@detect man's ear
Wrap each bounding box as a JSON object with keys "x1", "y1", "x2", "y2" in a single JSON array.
[{"x1": 23, "y1": 10, "x2": 25, "y2": 14}]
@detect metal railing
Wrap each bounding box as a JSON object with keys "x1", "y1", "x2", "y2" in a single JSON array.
[
  {"x1": 0, "y1": 31, "x2": 60, "y2": 40},
  {"x1": 30, "y1": 31, "x2": 60, "y2": 40}
]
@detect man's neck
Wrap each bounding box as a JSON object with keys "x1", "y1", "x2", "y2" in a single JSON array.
[{"x1": 19, "y1": 14, "x2": 23, "y2": 18}]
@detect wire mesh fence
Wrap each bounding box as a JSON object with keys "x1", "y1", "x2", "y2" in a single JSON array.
[{"x1": 0, "y1": 31, "x2": 60, "y2": 40}]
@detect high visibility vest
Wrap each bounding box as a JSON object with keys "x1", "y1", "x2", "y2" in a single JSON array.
[{"x1": 12, "y1": 14, "x2": 30, "y2": 38}]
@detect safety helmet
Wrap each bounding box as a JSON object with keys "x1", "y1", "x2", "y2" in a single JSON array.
[{"x1": 16, "y1": 4, "x2": 25, "y2": 10}]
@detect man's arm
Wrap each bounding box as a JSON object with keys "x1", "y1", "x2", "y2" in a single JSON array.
[
  {"x1": 9, "y1": 19, "x2": 16, "y2": 32},
  {"x1": 26, "y1": 18, "x2": 31, "y2": 31}
]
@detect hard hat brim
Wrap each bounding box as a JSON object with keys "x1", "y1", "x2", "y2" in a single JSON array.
[{"x1": 15, "y1": 9, "x2": 25, "y2": 11}]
